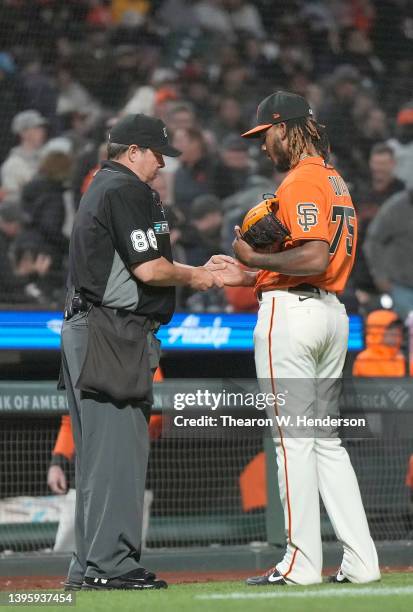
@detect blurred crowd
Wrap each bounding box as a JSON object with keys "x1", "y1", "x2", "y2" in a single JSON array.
[{"x1": 0, "y1": 0, "x2": 413, "y2": 324}]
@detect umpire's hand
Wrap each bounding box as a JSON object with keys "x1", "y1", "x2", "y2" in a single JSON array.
[{"x1": 190, "y1": 267, "x2": 224, "y2": 291}]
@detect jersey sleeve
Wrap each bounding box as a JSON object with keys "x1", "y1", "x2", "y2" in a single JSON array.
[
  {"x1": 279, "y1": 180, "x2": 329, "y2": 244},
  {"x1": 105, "y1": 184, "x2": 161, "y2": 267},
  {"x1": 52, "y1": 415, "x2": 75, "y2": 460}
]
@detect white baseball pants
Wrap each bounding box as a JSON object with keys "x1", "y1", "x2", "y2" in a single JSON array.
[{"x1": 254, "y1": 289, "x2": 380, "y2": 585}]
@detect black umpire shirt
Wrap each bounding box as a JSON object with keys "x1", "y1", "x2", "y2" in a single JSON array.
[{"x1": 68, "y1": 160, "x2": 175, "y2": 324}]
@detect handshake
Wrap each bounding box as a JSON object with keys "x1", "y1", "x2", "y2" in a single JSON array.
[
  {"x1": 190, "y1": 254, "x2": 243, "y2": 291},
  {"x1": 193, "y1": 222, "x2": 263, "y2": 292}
]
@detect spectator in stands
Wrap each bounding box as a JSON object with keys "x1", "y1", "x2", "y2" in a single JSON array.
[
  {"x1": 212, "y1": 134, "x2": 251, "y2": 200},
  {"x1": 388, "y1": 102, "x2": 413, "y2": 190},
  {"x1": 183, "y1": 76, "x2": 215, "y2": 124},
  {"x1": 226, "y1": 0, "x2": 265, "y2": 39},
  {"x1": 318, "y1": 65, "x2": 363, "y2": 179},
  {"x1": 57, "y1": 110, "x2": 92, "y2": 158},
  {"x1": 20, "y1": 54, "x2": 58, "y2": 127},
  {"x1": 157, "y1": 0, "x2": 199, "y2": 31},
  {"x1": 357, "y1": 107, "x2": 389, "y2": 162},
  {"x1": 96, "y1": 44, "x2": 148, "y2": 111},
  {"x1": 338, "y1": 27, "x2": 385, "y2": 83},
  {"x1": 219, "y1": 65, "x2": 253, "y2": 110},
  {"x1": 1, "y1": 110, "x2": 48, "y2": 203},
  {"x1": 0, "y1": 52, "x2": 27, "y2": 165},
  {"x1": 181, "y1": 194, "x2": 223, "y2": 267},
  {"x1": 56, "y1": 63, "x2": 99, "y2": 123},
  {"x1": 165, "y1": 103, "x2": 197, "y2": 131},
  {"x1": 123, "y1": 67, "x2": 180, "y2": 118},
  {"x1": 0, "y1": 201, "x2": 51, "y2": 304},
  {"x1": 0, "y1": 202, "x2": 32, "y2": 303},
  {"x1": 193, "y1": 0, "x2": 234, "y2": 37},
  {"x1": 365, "y1": 144, "x2": 406, "y2": 205},
  {"x1": 352, "y1": 144, "x2": 405, "y2": 313},
  {"x1": 364, "y1": 190, "x2": 413, "y2": 322},
  {"x1": 172, "y1": 127, "x2": 215, "y2": 215},
  {"x1": 12, "y1": 233, "x2": 54, "y2": 304},
  {"x1": 21, "y1": 150, "x2": 73, "y2": 272},
  {"x1": 210, "y1": 96, "x2": 245, "y2": 141},
  {"x1": 352, "y1": 310, "x2": 406, "y2": 377}
]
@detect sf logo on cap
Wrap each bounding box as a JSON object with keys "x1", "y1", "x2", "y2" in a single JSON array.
[
  {"x1": 297, "y1": 202, "x2": 319, "y2": 232},
  {"x1": 163, "y1": 127, "x2": 168, "y2": 138}
]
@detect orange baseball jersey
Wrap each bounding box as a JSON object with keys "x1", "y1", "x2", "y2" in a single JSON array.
[{"x1": 255, "y1": 156, "x2": 358, "y2": 294}]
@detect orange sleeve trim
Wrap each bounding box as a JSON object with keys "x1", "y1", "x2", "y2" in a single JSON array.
[
  {"x1": 405, "y1": 455, "x2": 413, "y2": 489},
  {"x1": 52, "y1": 415, "x2": 75, "y2": 460}
]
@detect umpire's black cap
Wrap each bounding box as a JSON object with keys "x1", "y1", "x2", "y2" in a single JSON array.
[
  {"x1": 109, "y1": 114, "x2": 181, "y2": 157},
  {"x1": 242, "y1": 91, "x2": 313, "y2": 138}
]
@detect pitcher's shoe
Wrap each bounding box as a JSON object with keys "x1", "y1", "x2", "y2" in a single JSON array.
[
  {"x1": 82, "y1": 568, "x2": 167, "y2": 590},
  {"x1": 246, "y1": 567, "x2": 287, "y2": 586},
  {"x1": 327, "y1": 569, "x2": 350, "y2": 584}
]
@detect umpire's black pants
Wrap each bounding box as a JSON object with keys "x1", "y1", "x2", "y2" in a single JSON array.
[{"x1": 61, "y1": 310, "x2": 149, "y2": 581}]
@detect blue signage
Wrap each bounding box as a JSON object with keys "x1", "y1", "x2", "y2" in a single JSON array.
[{"x1": 0, "y1": 311, "x2": 364, "y2": 351}]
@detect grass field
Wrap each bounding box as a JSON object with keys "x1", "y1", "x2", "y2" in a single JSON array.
[{"x1": 6, "y1": 573, "x2": 411, "y2": 612}]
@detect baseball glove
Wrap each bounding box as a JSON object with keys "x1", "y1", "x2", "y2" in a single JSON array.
[{"x1": 241, "y1": 196, "x2": 290, "y2": 250}]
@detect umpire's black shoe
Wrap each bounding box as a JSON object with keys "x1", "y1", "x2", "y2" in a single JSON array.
[
  {"x1": 246, "y1": 567, "x2": 287, "y2": 586},
  {"x1": 82, "y1": 568, "x2": 168, "y2": 590},
  {"x1": 63, "y1": 580, "x2": 82, "y2": 591},
  {"x1": 327, "y1": 569, "x2": 350, "y2": 584}
]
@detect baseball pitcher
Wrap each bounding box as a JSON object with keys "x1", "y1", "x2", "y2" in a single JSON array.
[{"x1": 218, "y1": 91, "x2": 380, "y2": 586}]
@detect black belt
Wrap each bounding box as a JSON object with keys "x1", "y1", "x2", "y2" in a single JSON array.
[
  {"x1": 65, "y1": 292, "x2": 161, "y2": 331},
  {"x1": 288, "y1": 283, "x2": 323, "y2": 295},
  {"x1": 258, "y1": 284, "x2": 330, "y2": 300}
]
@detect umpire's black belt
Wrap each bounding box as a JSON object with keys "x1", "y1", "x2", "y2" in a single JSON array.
[{"x1": 65, "y1": 292, "x2": 160, "y2": 331}]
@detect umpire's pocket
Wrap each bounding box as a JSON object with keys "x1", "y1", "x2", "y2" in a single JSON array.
[
  {"x1": 69, "y1": 311, "x2": 89, "y2": 328},
  {"x1": 75, "y1": 307, "x2": 152, "y2": 403}
]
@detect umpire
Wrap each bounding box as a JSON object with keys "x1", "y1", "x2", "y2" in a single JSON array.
[{"x1": 61, "y1": 114, "x2": 222, "y2": 591}]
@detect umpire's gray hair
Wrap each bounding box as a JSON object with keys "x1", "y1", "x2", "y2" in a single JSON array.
[{"x1": 107, "y1": 142, "x2": 130, "y2": 160}]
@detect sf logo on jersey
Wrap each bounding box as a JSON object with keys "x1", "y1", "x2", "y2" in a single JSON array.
[{"x1": 297, "y1": 202, "x2": 319, "y2": 232}]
